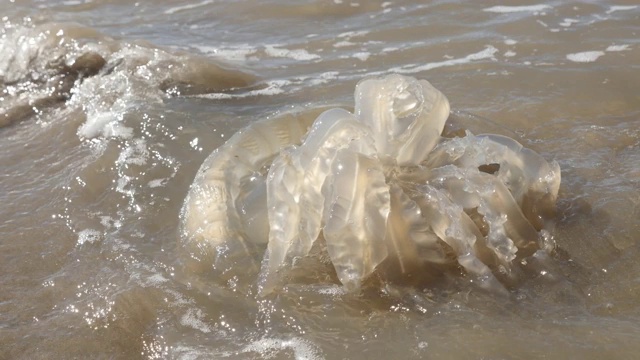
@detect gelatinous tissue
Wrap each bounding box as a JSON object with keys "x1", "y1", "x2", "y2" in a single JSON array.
[{"x1": 180, "y1": 74, "x2": 561, "y2": 295}]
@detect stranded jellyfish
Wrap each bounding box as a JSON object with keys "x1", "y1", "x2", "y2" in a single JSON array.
[{"x1": 180, "y1": 74, "x2": 561, "y2": 295}]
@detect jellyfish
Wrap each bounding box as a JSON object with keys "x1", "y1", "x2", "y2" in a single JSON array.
[{"x1": 180, "y1": 74, "x2": 561, "y2": 295}]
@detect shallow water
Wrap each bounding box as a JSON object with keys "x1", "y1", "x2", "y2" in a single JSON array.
[{"x1": 1, "y1": 1, "x2": 639, "y2": 359}]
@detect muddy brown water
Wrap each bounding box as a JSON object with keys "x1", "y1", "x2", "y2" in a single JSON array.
[{"x1": 1, "y1": 1, "x2": 639, "y2": 359}]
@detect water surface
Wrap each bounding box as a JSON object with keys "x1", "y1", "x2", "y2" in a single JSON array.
[{"x1": 1, "y1": 1, "x2": 639, "y2": 359}]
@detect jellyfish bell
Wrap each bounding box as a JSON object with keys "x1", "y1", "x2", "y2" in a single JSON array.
[{"x1": 355, "y1": 74, "x2": 450, "y2": 166}]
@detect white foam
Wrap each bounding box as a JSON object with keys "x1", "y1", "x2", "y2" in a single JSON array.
[
  {"x1": 606, "y1": 44, "x2": 631, "y2": 52},
  {"x1": 306, "y1": 71, "x2": 340, "y2": 86},
  {"x1": 559, "y1": 18, "x2": 579, "y2": 27},
  {"x1": 504, "y1": 39, "x2": 517, "y2": 45},
  {"x1": 180, "y1": 308, "x2": 212, "y2": 333},
  {"x1": 142, "y1": 273, "x2": 169, "y2": 286},
  {"x1": 73, "y1": 63, "x2": 151, "y2": 140},
  {"x1": 189, "y1": 137, "x2": 199, "y2": 150},
  {"x1": 353, "y1": 52, "x2": 371, "y2": 61},
  {"x1": 566, "y1": 51, "x2": 605, "y2": 63},
  {"x1": 242, "y1": 337, "x2": 324, "y2": 360},
  {"x1": 194, "y1": 44, "x2": 257, "y2": 63},
  {"x1": 164, "y1": 0, "x2": 214, "y2": 15},
  {"x1": 334, "y1": 40, "x2": 355, "y2": 48},
  {"x1": 116, "y1": 176, "x2": 132, "y2": 195},
  {"x1": 504, "y1": 50, "x2": 516, "y2": 57},
  {"x1": 606, "y1": 5, "x2": 638, "y2": 14},
  {"x1": 78, "y1": 112, "x2": 116, "y2": 139},
  {"x1": 337, "y1": 30, "x2": 369, "y2": 38},
  {"x1": 148, "y1": 178, "x2": 168, "y2": 188},
  {"x1": 264, "y1": 45, "x2": 320, "y2": 61},
  {"x1": 77, "y1": 229, "x2": 101, "y2": 245},
  {"x1": 118, "y1": 138, "x2": 149, "y2": 166},
  {"x1": 483, "y1": 4, "x2": 551, "y2": 13},
  {"x1": 195, "y1": 79, "x2": 287, "y2": 99},
  {"x1": 390, "y1": 46, "x2": 498, "y2": 74},
  {"x1": 99, "y1": 216, "x2": 122, "y2": 230}
]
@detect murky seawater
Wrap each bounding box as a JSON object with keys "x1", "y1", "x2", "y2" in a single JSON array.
[{"x1": 1, "y1": 1, "x2": 639, "y2": 359}]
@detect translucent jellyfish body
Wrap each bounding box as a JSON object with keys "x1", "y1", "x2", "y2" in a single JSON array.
[{"x1": 180, "y1": 74, "x2": 561, "y2": 294}]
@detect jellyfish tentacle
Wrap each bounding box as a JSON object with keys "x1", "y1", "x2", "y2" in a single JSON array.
[
  {"x1": 261, "y1": 109, "x2": 377, "y2": 293},
  {"x1": 425, "y1": 133, "x2": 561, "y2": 230},
  {"x1": 385, "y1": 182, "x2": 448, "y2": 274},
  {"x1": 322, "y1": 149, "x2": 390, "y2": 291},
  {"x1": 476, "y1": 134, "x2": 561, "y2": 231},
  {"x1": 428, "y1": 166, "x2": 540, "y2": 265},
  {"x1": 180, "y1": 109, "x2": 318, "y2": 265},
  {"x1": 412, "y1": 185, "x2": 506, "y2": 293}
]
